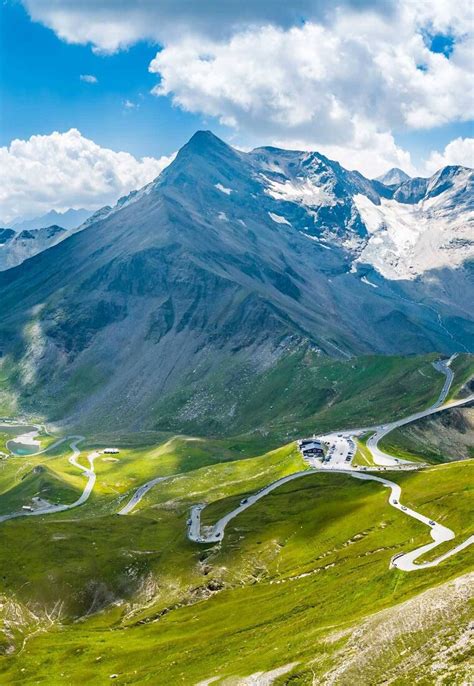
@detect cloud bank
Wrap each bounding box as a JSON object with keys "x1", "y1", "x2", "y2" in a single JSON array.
[
  {"x1": 20, "y1": 1, "x2": 473, "y2": 176},
  {"x1": 0, "y1": 129, "x2": 173, "y2": 224},
  {"x1": 10, "y1": 0, "x2": 473, "y2": 186},
  {"x1": 21, "y1": 0, "x2": 396, "y2": 53},
  {"x1": 148, "y1": 2, "x2": 473, "y2": 175},
  {"x1": 424, "y1": 137, "x2": 474, "y2": 175}
]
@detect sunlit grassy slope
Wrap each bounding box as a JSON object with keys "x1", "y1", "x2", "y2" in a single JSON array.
[
  {"x1": 152, "y1": 352, "x2": 446, "y2": 440},
  {"x1": 0, "y1": 440, "x2": 471, "y2": 684},
  {"x1": 0, "y1": 352, "x2": 471, "y2": 683},
  {"x1": 0, "y1": 352, "x2": 452, "y2": 440}
]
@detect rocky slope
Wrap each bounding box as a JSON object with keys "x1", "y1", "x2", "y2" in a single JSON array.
[
  {"x1": 0, "y1": 225, "x2": 66, "y2": 271},
  {"x1": 0, "y1": 131, "x2": 472, "y2": 428}
]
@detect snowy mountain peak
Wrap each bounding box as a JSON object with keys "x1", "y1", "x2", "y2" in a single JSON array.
[
  {"x1": 376, "y1": 168, "x2": 411, "y2": 186},
  {"x1": 1, "y1": 131, "x2": 472, "y2": 288},
  {"x1": 0, "y1": 224, "x2": 67, "y2": 271}
]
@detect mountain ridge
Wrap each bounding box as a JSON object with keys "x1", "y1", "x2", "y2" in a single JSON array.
[{"x1": 0, "y1": 131, "x2": 472, "y2": 429}]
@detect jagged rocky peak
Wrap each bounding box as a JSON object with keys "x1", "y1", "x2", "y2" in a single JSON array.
[
  {"x1": 376, "y1": 167, "x2": 411, "y2": 186},
  {"x1": 0, "y1": 129, "x2": 472, "y2": 430}
]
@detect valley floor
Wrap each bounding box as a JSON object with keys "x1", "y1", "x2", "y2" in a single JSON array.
[{"x1": 0, "y1": 355, "x2": 472, "y2": 684}]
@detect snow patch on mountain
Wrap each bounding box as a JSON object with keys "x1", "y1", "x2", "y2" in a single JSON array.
[
  {"x1": 354, "y1": 192, "x2": 474, "y2": 280},
  {"x1": 264, "y1": 176, "x2": 335, "y2": 207},
  {"x1": 299, "y1": 232, "x2": 332, "y2": 249},
  {"x1": 361, "y1": 275, "x2": 378, "y2": 288},
  {"x1": 268, "y1": 212, "x2": 291, "y2": 226},
  {"x1": 215, "y1": 183, "x2": 232, "y2": 195}
]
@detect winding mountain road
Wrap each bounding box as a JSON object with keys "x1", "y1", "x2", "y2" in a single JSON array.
[
  {"x1": 187, "y1": 358, "x2": 474, "y2": 571},
  {"x1": 188, "y1": 470, "x2": 310, "y2": 543},
  {"x1": 117, "y1": 475, "x2": 171, "y2": 515},
  {"x1": 2, "y1": 355, "x2": 472, "y2": 572},
  {"x1": 365, "y1": 355, "x2": 457, "y2": 467},
  {"x1": 318, "y1": 356, "x2": 473, "y2": 470},
  {"x1": 0, "y1": 435, "x2": 99, "y2": 523}
]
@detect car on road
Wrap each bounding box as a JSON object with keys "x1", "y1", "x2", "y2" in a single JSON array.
[
  {"x1": 240, "y1": 498, "x2": 248, "y2": 505},
  {"x1": 401, "y1": 506, "x2": 407, "y2": 511},
  {"x1": 429, "y1": 520, "x2": 436, "y2": 526},
  {"x1": 393, "y1": 500, "x2": 398, "y2": 504}
]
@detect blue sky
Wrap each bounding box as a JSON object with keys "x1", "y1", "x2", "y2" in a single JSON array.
[
  {"x1": 0, "y1": 2, "x2": 224, "y2": 158},
  {"x1": 0, "y1": 0, "x2": 472, "y2": 222}
]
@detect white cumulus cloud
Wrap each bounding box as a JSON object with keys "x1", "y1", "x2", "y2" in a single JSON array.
[
  {"x1": 0, "y1": 129, "x2": 173, "y2": 224},
  {"x1": 424, "y1": 137, "x2": 474, "y2": 175},
  {"x1": 20, "y1": 0, "x2": 396, "y2": 53},
  {"x1": 79, "y1": 73, "x2": 98, "y2": 83},
  {"x1": 149, "y1": 7, "x2": 473, "y2": 144},
  {"x1": 16, "y1": 1, "x2": 474, "y2": 178}
]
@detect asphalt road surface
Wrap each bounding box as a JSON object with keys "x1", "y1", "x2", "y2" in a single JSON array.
[{"x1": 0, "y1": 434, "x2": 98, "y2": 523}]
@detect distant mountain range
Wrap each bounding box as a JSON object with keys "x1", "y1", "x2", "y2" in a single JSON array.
[
  {"x1": 0, "y1": 209, "x2": 94, "y2": 271},
  {"x1": 0, "y1": 131, "x2": 472, "y2": 430},
  {"x1": 11, "y1": 208, "x2": 93, "y2": 232},
  {"x1": 0, "y1": 225, "x2": 67, "y2": 272},
  {"x1": 376, "y1": 167, "x2": 411, "y2": 186}
]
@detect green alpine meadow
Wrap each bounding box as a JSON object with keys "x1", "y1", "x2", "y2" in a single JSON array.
[{"x1": 1, "y1": 2, "x2": 473, "y2": 684}]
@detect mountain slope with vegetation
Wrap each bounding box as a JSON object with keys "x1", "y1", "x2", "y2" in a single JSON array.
[
  {"x1": 0, "y1": 444, "x2": 471, "y2": 684},
  {"x1": 0, "y1": 132, "x2": 472, "y2": 432}
]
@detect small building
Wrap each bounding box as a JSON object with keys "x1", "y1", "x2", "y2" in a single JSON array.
[
  {"x1": 298, "y1": 438, "x2": 324, "y2": 458},
  {"x1": 104, "y1": 448, "x2": 120, "y2": 454},
  {"x1": 22, "y1": 505, "x2": 33, "y2": 511}
]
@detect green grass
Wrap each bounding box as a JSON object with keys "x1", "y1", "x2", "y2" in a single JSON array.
[
  {"x1": 352, "y1": 432, "x2": 376, "y2": 467},
  {"x1": 146, "y1": 352, "x2": 444, "y2": 440},
  {"x1": 0, "y1": 441, "x2": 471, "y2": 684},
  {"x1": 390, "y1": 460, "x2": 473, "y2": 563},
  {"x1": 0, "y1": 352, "x2": 470, "y2": 683},
  {"x1": 0, "y1": 464, "x2": 81, "y2": 515},
  {"x1": 448, "y1": 353, "x2": 474, "y2": 399}
]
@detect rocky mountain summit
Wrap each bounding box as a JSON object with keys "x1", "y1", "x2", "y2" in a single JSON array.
[{"x1": 0, "y1": 131, "x2": 472, "y2": 428}]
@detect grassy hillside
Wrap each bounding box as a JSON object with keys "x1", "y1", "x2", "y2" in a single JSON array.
[
  {"x1": 380, "y1": 402, "x2": 474, "y2": 464},
  {"x1": 0, "y1": 352, "x2": 471, "y2": 682},
  {"x1": 0, "y1": 464, "x2": 80, "y2": 515},
  {"x1": 0, "y1": 434, "x2": 471, "y2": 684},
  {"x1": 151, "y1": 351, "x2": 446, "y2": 440},
  {"x1": 0, "y1": 351, "x2": 448, "y2": 440},
  {"x1": 448, "y1": 353, "x2": 474, "y2": 399}
]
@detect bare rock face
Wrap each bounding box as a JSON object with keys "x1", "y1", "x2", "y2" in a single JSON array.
[
  {"x1": 0, "y1": 131, "x2": 472, "y2": 429},
  {"x1": 0, "y1": 225, "x2": 66, "y2": 271}
]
